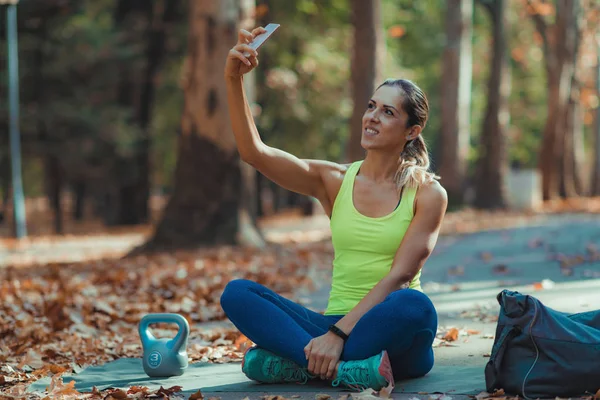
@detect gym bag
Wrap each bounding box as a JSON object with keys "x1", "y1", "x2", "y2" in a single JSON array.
[{"x1": 484, "y1": 289, "x2": 600, "y2": 399}]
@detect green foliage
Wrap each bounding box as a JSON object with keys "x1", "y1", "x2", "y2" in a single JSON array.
[{"x1": 0, "y1": 0, "x2": 566, "y2": 197}]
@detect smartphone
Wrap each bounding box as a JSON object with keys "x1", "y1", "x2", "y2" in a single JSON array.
[{"x1": 243, "y1": 23, "x2": 280, "y2": 57}]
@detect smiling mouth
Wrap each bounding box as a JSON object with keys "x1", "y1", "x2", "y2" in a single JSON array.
[{"x1": 364, "y1": 128, "x2": 379, "y2": 136}]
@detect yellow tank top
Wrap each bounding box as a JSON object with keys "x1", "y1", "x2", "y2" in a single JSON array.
[{"x1": 324, "y1": 160, "x2": 422, "y2": 315}]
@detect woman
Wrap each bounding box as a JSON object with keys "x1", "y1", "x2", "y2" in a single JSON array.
[{"x1": 220, "y1": 27, "x2": 447, "y2": 391}]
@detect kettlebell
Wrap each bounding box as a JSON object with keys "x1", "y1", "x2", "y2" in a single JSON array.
[{"x1": 139, "y1": 313, "x2": 190, "y2": 377}]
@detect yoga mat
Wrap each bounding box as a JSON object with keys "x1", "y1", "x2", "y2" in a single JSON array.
[{"x1": 27, "y1": 358, "x2": 485, "y2": 396}]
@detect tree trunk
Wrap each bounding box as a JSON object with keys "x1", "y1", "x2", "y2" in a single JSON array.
[
  {"x1": 108, "y1": 1, "x2": 178, "y2": 226},
  {"x1": 535, "y1": 0, "x2": 580, "y2": 200},
  {"x1": 145, "y1": 0, "x2": 259, "y2": 250},
  {"x1": 34, "y1": 20, "x2": 63, "y2": 234},
  {"x1": 72, "y1": 181, "x2": 86, "y2": 221},
  {"x1": 345, "y1": 0, "x2": 384, "y2": 162},
  {"x1": 46, "y1": 157, "x2": 63, "y2": 235},
  {"x1": 439, "y1": 0, "x2": 473, "y2": 207},
  {"x1": 133, "y1": 0, "x2": 181, "y2": 223},
  {"x1": 0, "y1": 151, "x2": 9, "y2": 225},
  {"x1": 473, "y1": 0, "x2": 510, "y2": 209},
  {"x1": 592, "y1": 40, "x2": 600, "y2": 195},
  {"x1": 561, "y1": 80, "x2": 584, "y2": 197}
]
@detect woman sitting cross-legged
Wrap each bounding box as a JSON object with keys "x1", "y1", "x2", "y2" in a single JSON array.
[{"x1": 220, "y1": 26, "x2": 448, "y2": 392}]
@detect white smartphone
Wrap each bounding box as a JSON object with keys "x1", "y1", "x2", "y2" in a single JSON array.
[{"x1": 243, "y1": 23, "x2": 280, "y2": 57}]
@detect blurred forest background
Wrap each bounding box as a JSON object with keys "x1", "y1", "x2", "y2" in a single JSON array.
[{"x1": 0, "y1": 0, "x2": 599, "y2": 248}]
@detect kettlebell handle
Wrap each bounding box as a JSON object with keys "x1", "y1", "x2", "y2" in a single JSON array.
[{"x1": 139, "y1": 313, "x2": 190, "y2": 351}]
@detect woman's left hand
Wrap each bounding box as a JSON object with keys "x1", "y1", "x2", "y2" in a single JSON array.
[{"x1": 304, "y1": 332, "x2": 344, "y2": 380}]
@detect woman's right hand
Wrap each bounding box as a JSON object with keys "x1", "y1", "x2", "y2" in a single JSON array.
[{"x1": 224, "y1": 27, "x2": 266, "y2": 79}]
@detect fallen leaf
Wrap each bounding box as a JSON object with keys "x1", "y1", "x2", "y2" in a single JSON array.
[
  {"x1": 379, "y1": 382, "x2": 394, "y2": 399},
  {"x1": 316, "y1": 395, "x2": 332, "y2": 400},
  {"x1": 467, "y1": 329, "x2": 481, "y2": 335},
  {"x1": 492, "y1": 265, "x2": 509, "y2": 275},
  {"x1": 190, "y1": 390, "x2": 204, "y2": 400},
  {"x1": 483, "y1": 353, "x2": 491, "y2": 357},
  {"x1": 443, "y1": 328, "x2": 459, "y2": 342},
  {"x1": 104, "y1": 388, "x2": 128, "y2": 399}
]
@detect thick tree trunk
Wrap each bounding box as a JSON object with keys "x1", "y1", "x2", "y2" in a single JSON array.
[
  {"x1": 345, "y1": 0, "x2": 383, "y2": 162},
  {"x1": 473, "y1": 0, "x2": 510, "y2": 209},
  {"x1": 592, "y1": 41, "x2": 600, "y2": 195},
  {"x1": 439, "y1": 0, "x2": 473, "y2": 207},
  {"x1": 146, "y1": 0, "x2": 258, "y2": 249},
  {"x1": 535, "y1": 0, "x2": 580, "y2": 200}
]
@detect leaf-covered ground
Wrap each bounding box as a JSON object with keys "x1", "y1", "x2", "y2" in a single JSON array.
[
  {"x1": 3, "y1": 203, "x2": 600, "y2": 399},
  {"x1": 0, "y1": 241, "x2": 333, "y2": 399}
]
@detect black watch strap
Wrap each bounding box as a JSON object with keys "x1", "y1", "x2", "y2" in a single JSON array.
[{"x1": 328, "y1": 324, "x2": 349, "y2": 341}]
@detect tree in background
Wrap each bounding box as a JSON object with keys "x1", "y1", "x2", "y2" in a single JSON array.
[
  {"x1": 527, "y1": 0, "x2": 582, "y2": 200},
  {"x1": 345, "y1": 0, "x2": 384, "y2": 162},
  {"x1": 473, "y1": 0, "x2": 511, "y2": 209},
  {"x1": 592, "y1": 35, "x2": 600, "y2": 195},
  {"x1": 108, "y1": 0, "x2": 181, "y2": 226},
  {"x1": 145, "y1": 0, "x2": 261, "y2": 249},
  {"x1": 438, "y1": 0, "x2": 473, "y2": 207}
]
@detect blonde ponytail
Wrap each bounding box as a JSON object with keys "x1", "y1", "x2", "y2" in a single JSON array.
[
  {"x1": 377, "y1": 78, "x2": 440, "y2": 191},
  {"x1": 395, "y1": 135, "x2": 440, "y2": 190}
]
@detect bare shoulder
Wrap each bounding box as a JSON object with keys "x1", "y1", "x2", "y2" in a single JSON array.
[
  {"x1": 304, "y1": 160, "x2": 350, "y2": 216},
  {"x1": 415, "y1": 180, "x2": 448, "y2": 215}
]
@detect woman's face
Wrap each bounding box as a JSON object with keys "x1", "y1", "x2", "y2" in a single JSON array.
[{"x1": 361, "y1": 85, "x2": 415, "y2": 152}]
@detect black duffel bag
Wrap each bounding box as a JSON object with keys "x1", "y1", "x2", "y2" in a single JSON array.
[{"x1": 485, "y1": 290, "x2": 600, "y2": 398}]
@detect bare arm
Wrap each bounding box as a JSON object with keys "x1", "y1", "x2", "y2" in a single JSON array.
[
  {"x1": 333, "y1": 181, "x2": 448, "y2": 335},
  {"x1": 224, "y1": 28, "x2": 343, "y2": 204}
]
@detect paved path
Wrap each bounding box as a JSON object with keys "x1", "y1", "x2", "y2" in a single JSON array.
[
  {"x1": 20, "y1": 213, "x2": 600, "y2": 398},
  {"x1": 200, "y1": 213, "x2": 600, "y2": 398}
]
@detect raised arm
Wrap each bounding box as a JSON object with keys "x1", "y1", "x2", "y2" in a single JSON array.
[{"x1": 224, "y1": 27, "x2": 343, "y2": 205}]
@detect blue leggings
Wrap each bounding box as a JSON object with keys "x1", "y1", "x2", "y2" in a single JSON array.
[{"x1": 220, "y1": 279, "x2": 437, "y2": 381}]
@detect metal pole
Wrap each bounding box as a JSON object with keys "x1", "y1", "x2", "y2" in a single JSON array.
[{"x1": 7, "y1": 4, "x2": 27, "y2": 238}]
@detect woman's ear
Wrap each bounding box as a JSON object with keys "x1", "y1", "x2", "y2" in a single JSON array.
[{"x1": 405, "y1": 125, "x2": 422, "y2": 141}]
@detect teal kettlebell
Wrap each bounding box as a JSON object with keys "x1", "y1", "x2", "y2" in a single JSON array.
[{"x1": 139, "y1": 313, "x2": 190, "y2": 377}]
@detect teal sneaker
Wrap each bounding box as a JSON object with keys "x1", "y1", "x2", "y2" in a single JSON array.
[
  {"x1": 332, "y1": 350, "x2": 395, "y2": 391},
  {"x1": 241, "y1": 347, "x2": 316, "y2": 384}
]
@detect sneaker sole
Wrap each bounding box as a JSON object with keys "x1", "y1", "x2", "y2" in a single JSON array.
[{"x1": 378, "y1": 351, "x2": 395, "y2": 389}]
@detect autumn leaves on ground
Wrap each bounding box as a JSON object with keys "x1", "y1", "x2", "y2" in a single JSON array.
[{"x1": 3, "y1": 203, "x2": 600, "y2": 400}]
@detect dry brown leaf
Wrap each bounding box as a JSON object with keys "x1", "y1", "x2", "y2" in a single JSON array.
[
  {"x1": 467, "y1": 329, "x2": 481, "y2": 335},
  {"x1": 190, "y1": 390, "x2": 204, "y2": 400},
  {"x1": 443, "y1": 328, "x2": 459, "y2": 342},
  {"x1": 104, "y1": 388, "x2": 128, "y2": 399},
  {"x1": 492, "y1": 265, "x2": 509, "y2": 275},
  {"x1": 316, "y1": 394, "x2": 332, "y2": 400},
  {"x1": 378, "y1": 382, "x2": 394, "y2": 399},
  {"x1": 127, "y1": 385, "x2": 150, "y2": 395}
]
